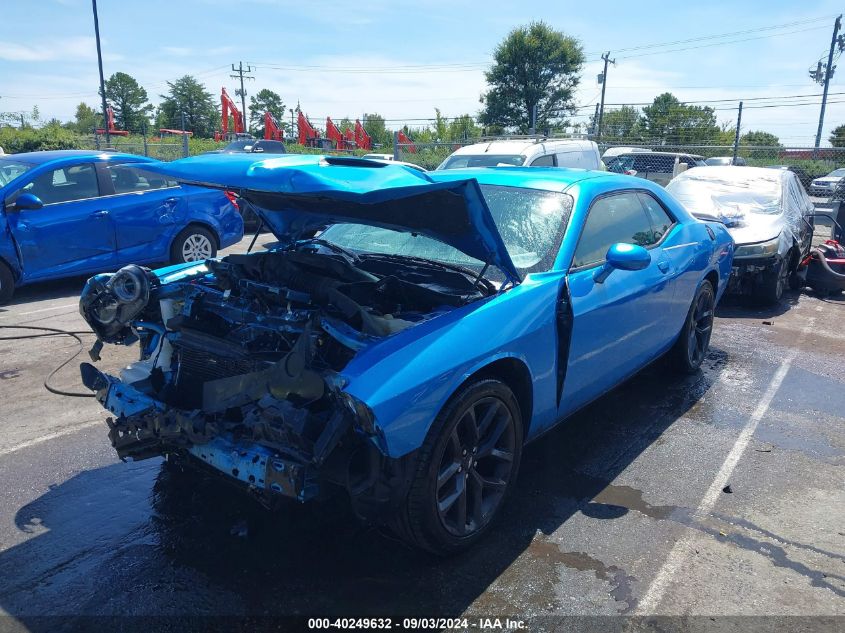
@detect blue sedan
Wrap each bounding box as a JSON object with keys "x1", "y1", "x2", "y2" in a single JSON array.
[
  {"x1": 0, "y1": 150, "x2": 244, "y2": 303},
  {"x1": 77, "y1": 155, "x2": 733, "y2": 554}
]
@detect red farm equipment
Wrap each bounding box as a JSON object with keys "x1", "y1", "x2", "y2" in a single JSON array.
[
  {"x1": 326, "y1": 117, "x2": 357, "y2": 151},
  {"x1": 264, "y1": 111, "x2": 284, "y2": 141},
  {"x1": 214, "y1": 87, "x2": 246, "y2": 141},
  {"x1": 96, "y1": 106, "x2": 130, "y2": 137},
  {"x1": 297, "y1": 111, "x2": 323, "y2": 147},
  {"x1": 397, "y1": 130, "x2": 416, "y2": 153},
  {"x1": 355, "y1": 119, "x2": 372, "y2": 151}
]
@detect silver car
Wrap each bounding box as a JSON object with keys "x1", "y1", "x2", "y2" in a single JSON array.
[{"x1": 809, "y1": 168, "x2": 845, "y2": 196}]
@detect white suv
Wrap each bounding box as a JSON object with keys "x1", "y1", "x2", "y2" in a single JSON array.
[{"x1": 436, "y1": 139, "x2": 602, "y2": 171}]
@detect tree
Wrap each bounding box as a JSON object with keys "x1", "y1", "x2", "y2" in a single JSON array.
[
  {"x1": 72, "y1": 102, "x2": 100, "y2": 133},
  {"x1": 741, "y1": 130, "x2": 780, "y2": 147},
  {"x1": 829, "y1": 124, "x2": 845, "y2": 147},
  {"x1": 641, "y1": 93, "x2": 720, "y2": 144},
  {"x1": 480, "y1": 21, "x2": 584, "y2": 133},
  {"x1": 447, "y1": 114, "x2": 481, "y2": 141},
  {"x1": 104, "y1": 72, "x2": 153, "y2": 132},
  {"x1": 362, "y1": 113, "x2": 390, "y2": 147},
  {"x1": 249, "y1": 88, "x2": 285, "y2": 136},
  {"x1": 158, "y1": 76, "x2": 218, "y2": 138},
  {"x1": 593, "y1": 105, "x2": 643, "y2": 143}
]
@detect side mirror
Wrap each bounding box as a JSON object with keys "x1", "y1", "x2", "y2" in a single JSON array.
[
  {"x1": 594, "y1": 243, "x2": 651, "y2": 283},
  {"x1": 11, "y1": 193, "x2": 44, "y2": 211}
]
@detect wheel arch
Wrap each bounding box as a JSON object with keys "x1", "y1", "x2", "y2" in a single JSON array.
[
  {"x1": 451, "y1": 356, "x2": 534, "y2": 440},
  {"x1": 704, "y1": 268, "x2": 719, "y2": 294},
  {"x1": 172, "y1": 221, "x2": 221, "y2": 250}
]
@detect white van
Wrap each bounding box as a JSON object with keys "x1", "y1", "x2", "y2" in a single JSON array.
[{"x1": 436, "y1": 139, "x2": 602, "y2": 171}]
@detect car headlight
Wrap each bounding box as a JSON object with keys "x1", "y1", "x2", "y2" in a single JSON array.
[{"x1": 734, "y1": 235, "x2": 780, "y2": 259}]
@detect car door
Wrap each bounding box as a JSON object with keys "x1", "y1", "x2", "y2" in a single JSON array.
[
  {"x1": 5, "y1": 162, "x2": 116, "y2": 280},
  {"x1": 560, "y1": 191, "x2": 676, "y2": 415},
  {"x1": 785, "y1": 173, "x2": 815, "y2": 255},
  {"x1": 98, "y1": 162, "x2": 186, "y2": 265}
]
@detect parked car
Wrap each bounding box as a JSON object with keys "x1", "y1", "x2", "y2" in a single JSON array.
[
  {"x1": 601, "y1": 146, "x2": 651, "y2": 161},
  {"x1": 606, "y1": 151, "x2": 707, "y2": 186},
  {"x1": 0, "y1": 150, "x2": 243, "y2": 304},
  {"x1": 667, "y1": 166, "x2": 813, "y2": 304},
  {"x1": 705, "y1": 156, "x2": 747, "y2": 166},
  {"x1": 436, "y1": 139, "x2": 603, "y2": 171},
  {"x1": 809, "y1": 167, "x2": 845, "y2": 196},
  {"x1": 78, "y1": 154, "x2": 732, "y2": 554},
  {"x1": 765, "y1": 165, "x2": 813, "y2": 192},
  {"x1": 208, "y1": 139, "x2": 288, "y2": 155},
  {"x1": 361, "y1": 153, "x2": 395, "y2": 161}
]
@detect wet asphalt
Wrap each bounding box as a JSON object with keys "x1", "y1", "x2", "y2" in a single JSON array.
[{"x1": 0, "y1": 236, "x2": 843, "y2": 631}]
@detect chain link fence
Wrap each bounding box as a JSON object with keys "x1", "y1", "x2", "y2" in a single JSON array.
[{"x1": 77, "y1": 134, "x2": 189, "y2": 161}]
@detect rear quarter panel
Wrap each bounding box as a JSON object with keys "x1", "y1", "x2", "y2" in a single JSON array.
[{"x1": 182, "y1": 185, "x2": 244, "y2": 248}]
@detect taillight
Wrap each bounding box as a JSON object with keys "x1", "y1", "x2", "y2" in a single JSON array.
[{"x1": 224, "y1": 190, "x2": 239, "y2": 209}]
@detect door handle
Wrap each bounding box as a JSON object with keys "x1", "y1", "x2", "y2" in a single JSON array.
[
  {"x1": 657, "y1": 260, "x2": 670, "y2": 273},
  {"x1": 90, "y1": 209, "x2": 110, "y2": 218}
]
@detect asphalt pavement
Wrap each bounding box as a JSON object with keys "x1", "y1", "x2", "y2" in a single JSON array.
[{"x1": 0, "y1": 235, "x2": 842, "y2": 632}]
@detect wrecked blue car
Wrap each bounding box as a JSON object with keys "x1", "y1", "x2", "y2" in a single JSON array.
[
  {"x1": 0, "y1": 150, "x2": 243, "y2": 303},
  {"x1": 78, "y1": 154, "x2": 733, "y2": 554}
]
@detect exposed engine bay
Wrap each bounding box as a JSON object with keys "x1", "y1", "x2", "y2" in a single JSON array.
[{"x1": 79, "y1": 244, "x2": 494, "y2": 509}]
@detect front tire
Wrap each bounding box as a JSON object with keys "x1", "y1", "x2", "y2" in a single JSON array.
[
  {"x1": 396, "y1": 379, "x2": 523, "y2": 555},
  {"x1": 170, "y1": 226, "x2": 217, "y2": 264},
  {"x1": 671, "y1": 280, "x2": 715, "y2": 374},
  {"x1": 754, "y1": 254, "x2": 790, "y2": 305},
  {"x1": 0, "y1": 260, "x2": 14, "y2": 305}
]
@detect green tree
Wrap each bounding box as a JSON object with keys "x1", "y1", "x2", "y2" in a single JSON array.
[
  {"x1": 641, "y1": 93, "x2": 720, "y2": 144},
  {"x1": 829, "y1": 124, "x2": 845, "y2": 147},
  {"x1": 447, "y1": 114, "x2": 481, "y2": 141},
  {"x1": 72, "y1": 102, "x2": 100, "y2": 133},
  {"x1": 741, "y1": 130, "x2": 780, "y2": 147},
  {"x1": 362, "y1": 112, "x2": 391, "y2": 147},
  {"x1": 158, "y1": 75, "x2": 218, "y2": 138},
  {"x1": 480, "y1": 21, "x2": 584, "y2": 133},
  {"x1": 249, "y1": 88, "x2": 285, "y2": 136},
  {"x1": 593, "y1": 105, "x2": 643, "y2": 143},
  {"x1": 104, "y1": 72, "x2": 153, "y2": 132}
]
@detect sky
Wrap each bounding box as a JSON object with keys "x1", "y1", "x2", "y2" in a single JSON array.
[{"x1": 2, "y1": 0, "x2": 845, "y2": 146}]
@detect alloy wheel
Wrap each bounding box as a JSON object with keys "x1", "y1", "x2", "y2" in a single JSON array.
[
  {"x1": 687, "y1": 289, "x2": 714, "y2": 367},
  {"x1": 182, "y1": 234, "x2": 213, "y2": 262},
  {"x1": 435, "y1": 396, "x2": 516, "y2": 537}
]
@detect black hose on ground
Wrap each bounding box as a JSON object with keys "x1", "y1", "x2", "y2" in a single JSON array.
[{"x1": 0, "y1": 325, "x2": 96, "y2": 397}]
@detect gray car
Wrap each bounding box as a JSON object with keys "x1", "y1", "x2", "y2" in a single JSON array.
[{"x1": 607, "y1": 152, "x2": 707, "y2": 186}]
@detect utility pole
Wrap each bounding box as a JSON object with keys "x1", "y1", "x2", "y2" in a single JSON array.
[
  {"x1": 596, "y1": 51, "x2": 615, "y2": 142},
  {"x1": 91, "y1": 0, "x2": 110, "y2": 145},
  {"x1": 732, "y1": 101, "x2": 743, "y2": 164},
  {"x1": 814, "y1": 15, "x2": 842, "y2": 148},
  {"x1": 230, "y1": 62, "x2": 254, "y2": 135}
]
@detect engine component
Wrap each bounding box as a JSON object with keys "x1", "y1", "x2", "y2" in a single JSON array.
[{"x1": 79, "y1": 265, "x2": 156, "y2": 343}]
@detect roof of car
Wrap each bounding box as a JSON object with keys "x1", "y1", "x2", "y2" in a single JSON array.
[
  {"x1": 614, "y1": 151, "x2": 705, "y2": 159},
  {"x1": 673, "y1": 165, "x2": 787, "y2": 183},
  {"x1": 449, "y1": 139, "x2": 595, "y2": 156},
  {"x1": 5, "y1": 150, "x2": 153, "y2": 166}
]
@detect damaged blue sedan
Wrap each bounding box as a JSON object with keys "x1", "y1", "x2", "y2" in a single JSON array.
[{"x1": 78, "y1": 154, "x2": 733, "y2": 554}]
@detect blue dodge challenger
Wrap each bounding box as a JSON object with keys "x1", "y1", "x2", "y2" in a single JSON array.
[{"x1": 78, "y1": 154, "x2": 733, "y2": 554}]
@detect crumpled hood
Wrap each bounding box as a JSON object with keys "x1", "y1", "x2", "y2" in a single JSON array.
[
  {"x1": 142, "y1": 154, "x2": 520, "y2": 283},
  {"x1": 725, "y1": 212, "x2": 784, "y2": 245}
]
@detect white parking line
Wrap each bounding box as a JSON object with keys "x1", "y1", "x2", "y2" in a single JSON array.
[
  {"x1": 634, "y1": 314, "x2": 817, "y2": 615},
  {"x1": 0, "y1": 420, "x2": 102, "y2": 458},
  {"x1": 0, "y1": 303, "x2": 77, "y2": 319}
]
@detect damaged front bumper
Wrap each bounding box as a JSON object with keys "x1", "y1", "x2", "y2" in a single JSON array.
[
  {"x1": 81, "y1": 363, "x2": 376, "y2": 505},
  {"x1": 727, "y1": 255, "x2": 781, "y2": 294}
]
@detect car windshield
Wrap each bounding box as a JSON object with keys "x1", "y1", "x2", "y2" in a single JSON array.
[
  {"x1": 667, "y1": 173, "x2": 782, "y2": 217},
  {"x1": 827, "y1": 168, "x2": 845, "y2": 177},
  {"x1": 438, "y1": 154, "x2": 526, "y2": 170},
  {"x1": 223, "y1": 141, "x2": 252, "y2": 151},
  {"x1": 319, "y1": 184, "x2": 573, "y2": 274},
  {"x1": 0, "y1": 159, "x2": 33, "y2": 187}
]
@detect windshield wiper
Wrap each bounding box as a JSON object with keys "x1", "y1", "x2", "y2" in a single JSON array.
[
  {"x1": 361, "y1": 252, "x2": 492, "y2": 284},
  {"x1": 298, "y1": 238, "x2": 360, "y2": 262}
]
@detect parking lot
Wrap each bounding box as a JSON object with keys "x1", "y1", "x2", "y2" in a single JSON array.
[{"x1": 0, "y1": 232, "x2": 842, "y2": 630}]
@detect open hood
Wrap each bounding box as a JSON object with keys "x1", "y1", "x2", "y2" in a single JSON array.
[{"x1": 142, "y1": 154, "x2": 520, "y2": 283}]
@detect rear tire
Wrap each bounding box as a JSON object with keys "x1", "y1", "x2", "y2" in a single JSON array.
[
  {"x1": 671, "y1": 280, "x2": 715, "y2": 374},
  {"x1": 170, "y1": 226, "x2": 217, "y2": 264},
  {"x1": 395, "y1": 379, "x2": 523, "y2": 555},
  {"x1": 0, "y1": 260, "x2": 15, "y2": 305}
]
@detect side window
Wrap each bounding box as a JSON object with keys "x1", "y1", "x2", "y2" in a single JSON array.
[
  {"x1": 638, "y1": 193, "x2": 675, "y2": 243},
  {"x1": 530, "y1": 154, "x2": 556, "y2": 167},
  {"x1": 107, "y1": 164, "x2": 178, "y2": 194},
  {"x1": 572, "y1": 192, "x2": 655, "y2": 268},
  {"x1": 20, "y1": 163, "x2": 99, "y2": 205}
]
